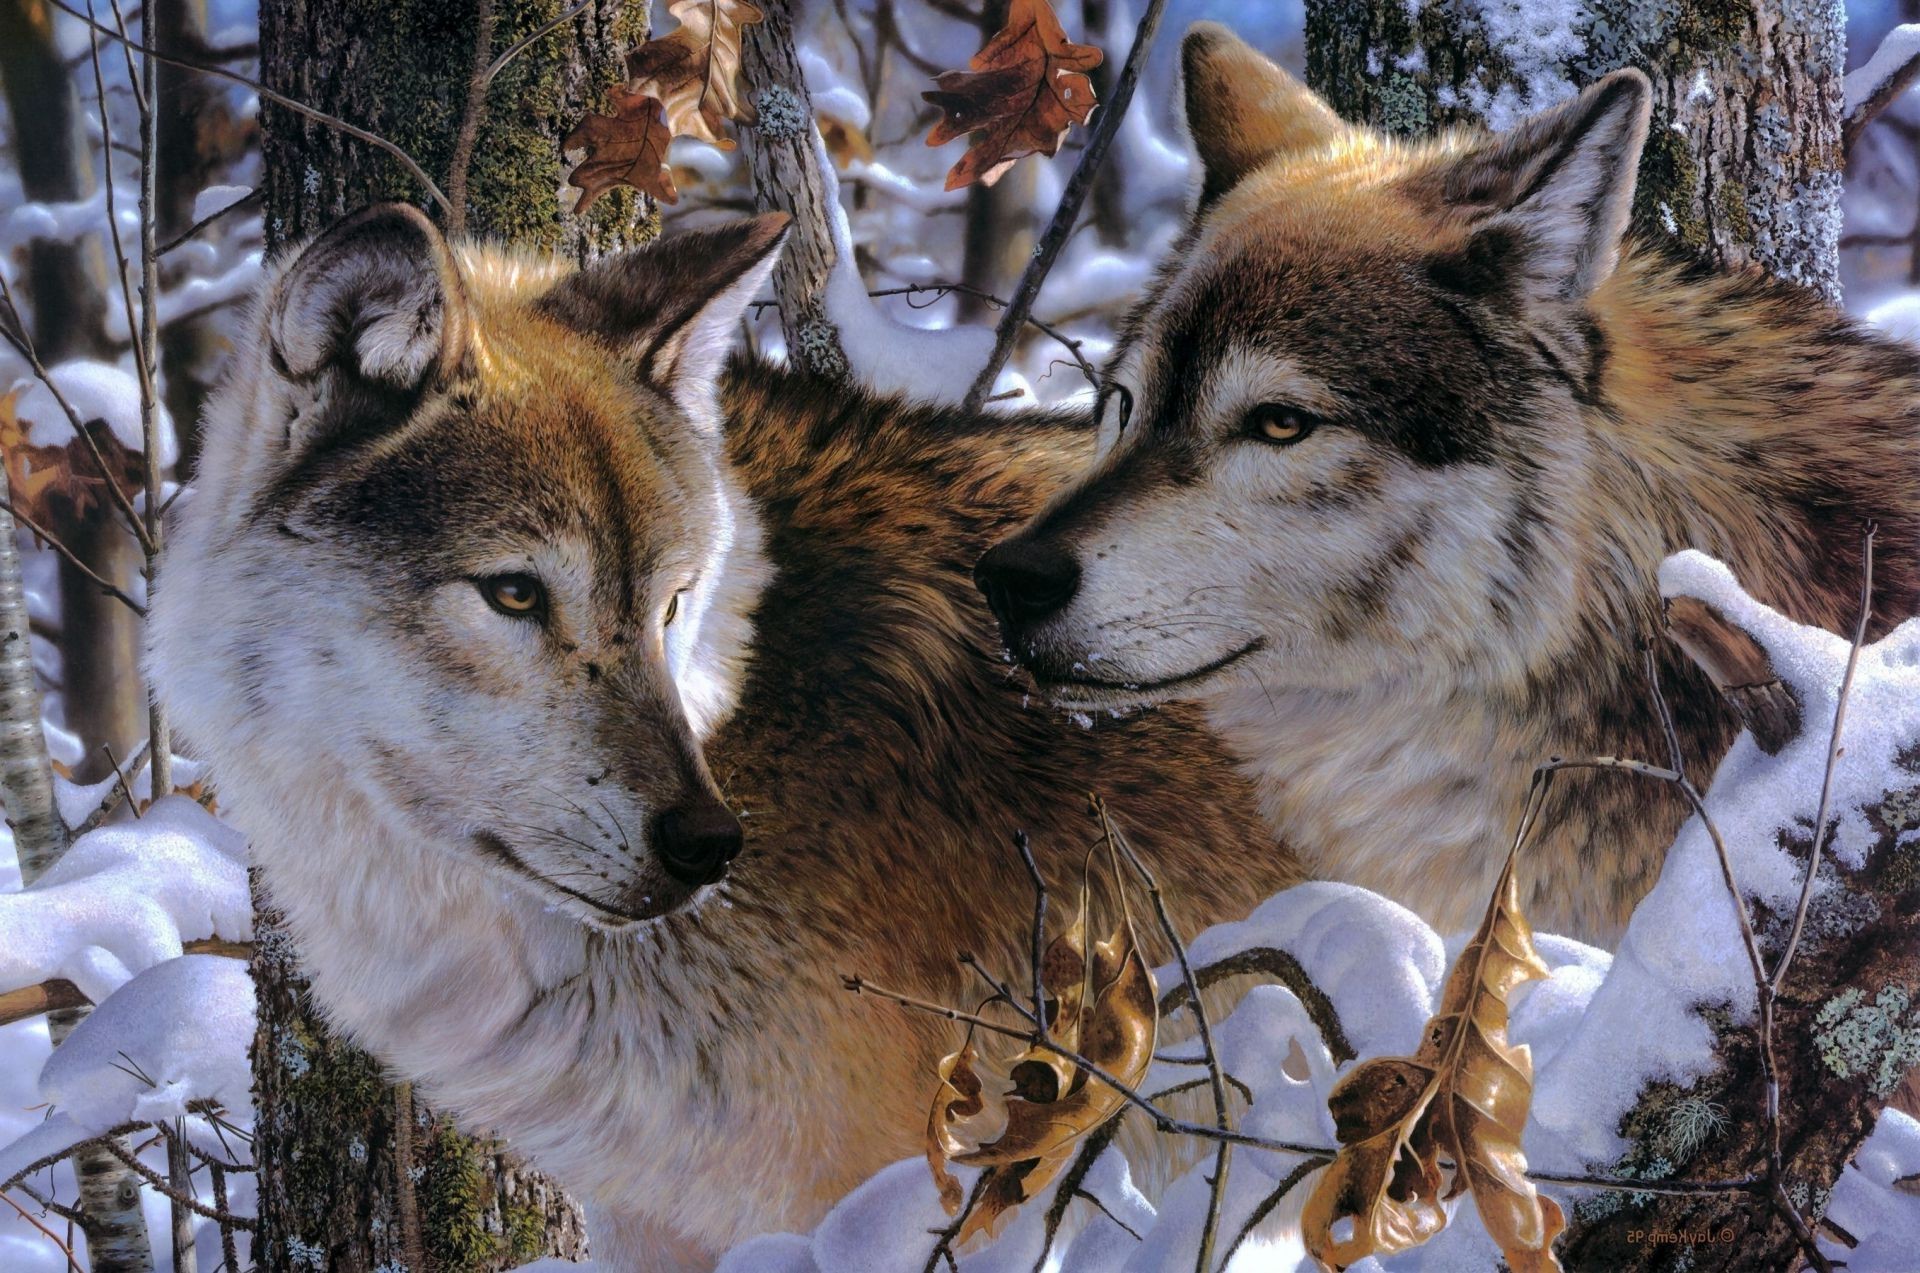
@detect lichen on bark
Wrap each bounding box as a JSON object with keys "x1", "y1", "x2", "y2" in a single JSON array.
[{"x1": 1305, "y1": 0, "x2": 1845, "y2": 299}]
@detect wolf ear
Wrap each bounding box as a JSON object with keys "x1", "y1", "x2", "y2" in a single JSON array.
[
  {"x1": 269, "y1": 203, "x2": 469, "y2": 387},
  {"x1": 1181, "y1": 22, "x2": 1347, "y2": 210},
  {"x1": 538, "y1": 213, "x2": 790, "y2": 432},
  {"x1": 1435, "y1": 70, "x2": 1652, "y2": 302},
  {"x1": 266, "y1": 204, "x2": 470, "y2": 454}
]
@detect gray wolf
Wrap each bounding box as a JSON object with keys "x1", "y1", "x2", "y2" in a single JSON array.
[
  {"x1": 151, "y1": 202, "x2": 1300, "y2": 1268},
  {"x1": 976, "y1": 25, "x2": 1920, "y2": 941}
]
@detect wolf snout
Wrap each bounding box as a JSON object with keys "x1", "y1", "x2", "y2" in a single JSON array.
[
  {"x1": 653, "y1": 798, "x2": 744, "y2": 887},
  {"x1": 974, "y1": 538, "x2": 1081, "y2": 637}
]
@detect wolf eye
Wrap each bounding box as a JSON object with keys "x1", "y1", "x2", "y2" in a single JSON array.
[
  {"x1": 663, "y1": 590, "x2": 682, "y2": 627},
  {"x1": 1247, "y1": 404, "x2": 1317, "y2": 446},
  {"x1": 480, "y1": 573, "x2": 546, "y2": 618},
  {"x1": 1097, "y1": 382, "x2": 1134, "y2": 434}
]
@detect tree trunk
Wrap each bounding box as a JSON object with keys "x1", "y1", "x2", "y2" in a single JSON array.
[
  {"x1": 250, "y1": 2, "x2": 651, "y2": 1264},
  {"x1": 0, "y1": 6, "x2": 159, "y2": 1267},
  {"x1": 1304, "y1": 0, "x2": 1845, "y2": 300},
  {"x1": 738, "y1": 0, "x2": 851, "y2": 376}
]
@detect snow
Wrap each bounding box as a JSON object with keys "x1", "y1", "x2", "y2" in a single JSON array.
[
  {"x1": 690, "y1": 552, "x2": 1920, "y2": 1271},
  {"x1": 8, "y1": 360, "x2": 180, "y2": 466},
  {"x1": 1847, "y1": 24, "x2": 1920, "y2": 113},
  {"x1": 0, "y1": 796, "x2": 249, "y2": 1004}
]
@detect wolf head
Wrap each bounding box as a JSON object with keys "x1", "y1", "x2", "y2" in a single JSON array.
[
  {"x1": 976, "y1": 25, "x2": 1651, "y2": 708},
  {"x1": 152, "y1": 205, "x2": 787, "y2": 926}
]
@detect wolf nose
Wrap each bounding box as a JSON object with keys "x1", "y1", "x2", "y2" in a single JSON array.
[
  {"x1": 974, "y1": 538, "x2": 1082, "y2": 629},
  {"x1": 654, "y1": 801, "x2": 743, "y2": 887}
]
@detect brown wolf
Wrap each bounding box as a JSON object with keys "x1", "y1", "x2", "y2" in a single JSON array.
[
  {"x1": 150, "y1": 205, "x2": 1297, "y2": 1267},
  {"x1": 976, "y1": 25, "x2": 1920, "y2": 942}
]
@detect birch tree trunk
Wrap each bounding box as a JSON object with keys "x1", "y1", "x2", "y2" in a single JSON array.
[
  {"x1": 0, "y1": 4, "x2": 158, "y2": 1266},
  {"x1": 1305, "y1": 0, "x2": 1846, "y2": 299},
  {"x1": 248, "y1": 2, "x2": 651, "y2": 1263}
]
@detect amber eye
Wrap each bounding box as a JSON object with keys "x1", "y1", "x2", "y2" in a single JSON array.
[
  {"x1": 480, "y1": 573, "x2": 546, "y2": 618},
  {"x1": 663, "y1": 590, "x2": 682, "y2": 627},
  {"x1": 1247, "y1": 404, "x2": 1317, "y2": 445},
  {"x1": 1098, "y1": 382, "x2": 1135, "y2": 434}
]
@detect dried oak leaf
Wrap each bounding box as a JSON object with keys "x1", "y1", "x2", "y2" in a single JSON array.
[
  {"x1": 1302, "y1": 843, "x2": 1564, "y2": 1272},
  {"x1": 922, "y1": 0, "x2": 1102, "y2": 190},
  {"x1": 625, "y1": 0, "x2": 765, "y2": 150},
  {"x1": 924, "y1": 866, "x2": 1155, "y2": 1244},
  {"x1": 0, "y1": 391, "x2": 144, "y2": 529},
  {"x1": 563, "y1": 88, "x2": 678, "y2": 211}
]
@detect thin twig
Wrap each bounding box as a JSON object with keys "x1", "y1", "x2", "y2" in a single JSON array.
[
  {"x1": 1095, "y1": 796, "x2": 1233, "y2": 1273},
  {"x1": 1014, "y1": 830, "x2": 1048, "y2": 1041},
  {"x1": 1773, "y1": 523, "x2": 1876, "y2": 990},
  {"x1": 445, "y1": 0, "x2": 500, "y2": 239},
  {"x1": 71, "y1": 740, "x2": 152, "y2": 834},
  {"x1": 0, "y1": 497, "x2": 148, "y2": 617},
  {"x1": 1219, "y1": 1156, "x2": 1324, "y2": 1268},
  {"x1": 874, "y1": 282, "x2": 1099, "y2": 390},
  {"x1": 483, "y1": 0, "x2": 593, "y2": 87},
  {"x1": 0, "y1": 1190, "x2": 86, "y2": 1273},
  {"x1": 156, "y1": 189, "x2": 260, "y2": 257},
  {"x1": 210, "y1": 1162, "x2": 239, "y2": 1273},
  {"x1": 44, "y1": 0, "x2": 453, "y2": 215},
  {"x1": 101, "y1": 1140, "x2": 258, "y2": 1229},
  {"x1": 961, "y1": 0, "x2": 1172, "y2": 410},
  {"x1": 0, "y1": 274, "x2": 155, "y2": 553},
  {"x1": 100, "y1": 743, "x2": 140, "y2": 819},
  {"x1": 922, "y1": 1171, "x2": 990, "y2": 1273}
]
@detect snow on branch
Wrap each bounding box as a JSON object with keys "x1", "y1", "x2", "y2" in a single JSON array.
[
  {"x1": 1846, "y1": 24, "x2": 1920, "y2": 151},
  {"x1": 0, "y1": 796, "x2": 249, "y2": 1006}
]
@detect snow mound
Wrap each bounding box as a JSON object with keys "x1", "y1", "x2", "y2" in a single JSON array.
[
  {"x1": 0, "y1": 955, "x2": 253, "y2": 1190},
  {"x1": 1, "y1": 795, "x2": 249, "y2": 1003}
]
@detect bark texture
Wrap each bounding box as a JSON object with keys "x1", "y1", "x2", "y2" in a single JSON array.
[
  {"x1": 738, "y1": 0, "x2": 850, "y2": 375},
  {"x1": 1305, "y1": 0, "x2": 1846, "y2": 300},
  {"x1": 1558, "y1": 604, "x2": 1919, "y2": 1270},
  {"x1": 252, "y1": 1, "x2": 652, "y2": 1264}
]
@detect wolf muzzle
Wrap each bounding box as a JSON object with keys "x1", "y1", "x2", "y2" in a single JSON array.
[
  {"x1": 974, "y1": 537, "x2": 1081, "y2": 643},
  {"x1": 653, "y1": 798, "x2": 744, "y2": 886}
]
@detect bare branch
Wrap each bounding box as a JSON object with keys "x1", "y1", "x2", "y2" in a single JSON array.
[
  {"x1": 156, "y1": 189, "x2": 260, "y2": 257},
  {"x1": 962, "y1": 0, "x2": 1172, "y2": 410},
  {"x1": 1846, "y1": 25, "x2": 1920, "y2": 151},
  {"x1": 0, "y1": 498, "x2": 148, "y2": 617},
  {"x1": 445, "y1": 0, "x2": 499, "y2": 239}
]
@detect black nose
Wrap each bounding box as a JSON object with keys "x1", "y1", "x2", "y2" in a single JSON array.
[
  {"x1": 974, "y1": 538, "x2": 1082, "y2": 630},
  {"x1": 654, "y1": 800, "x2": 743, "y2": 887}
]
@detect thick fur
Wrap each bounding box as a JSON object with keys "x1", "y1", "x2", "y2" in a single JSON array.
[
  {"x1": 151, "y1": 210, "x2": 1295, "y2": 1267},
  {"x1": 983, "y1": 27, "x2": 1920, "y2": 941}
]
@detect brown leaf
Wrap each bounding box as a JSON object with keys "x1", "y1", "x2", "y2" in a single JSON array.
[
  {"x1": 924, "y1": 843, "x2": 1154, "y2": 1243},
  {"x1": 0, "y1": 391, "x2": 145, "y2": 530},
  {"x1": 625, "y1": 0, "x2": 765, "y2": 150},
  {"x1": 818, "y1": 114, "x2": 874, "y2": 168},
  {"x1": 922, "y1": 0, "x2": 1102, "y2": 190},
  {"x1": 563, "y1": 88, "x2": 678, "y2": 211},
  {"x1": 1302, "y1": 842, "x2": 1563, "y2": 1271}
]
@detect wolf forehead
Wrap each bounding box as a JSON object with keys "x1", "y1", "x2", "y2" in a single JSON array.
[{"x1": 259, "y1": 258, "x2": 722, "y2": 573}]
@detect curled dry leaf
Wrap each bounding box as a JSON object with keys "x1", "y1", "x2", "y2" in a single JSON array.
[
  {"x1": 1302, "y1": 842, "x2": 1564, "y2": 1272},
  {"x1": 562, "y1": 88, "x2": 678, "y2": 211},
  {"x1": 0, "y1": 393, "x2": 145, "y2": 530},
  {"x1": 922, "y1": 0, "x2": 1102, "y2": 190},
  {"x1": 924, "y1": 854, "x2": 1155, "y2": 1244},
  {"x1": 625, "y1": 0, "x2": 765, "y2": 149}
]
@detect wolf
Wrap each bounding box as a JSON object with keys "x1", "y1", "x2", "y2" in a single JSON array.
[
  {"x1": 149, "y1": 203, "x2": 1302, "y2": 1268},
  {"x1": 976, "y1": 24, "x2": 1920, "y2": 943}
]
